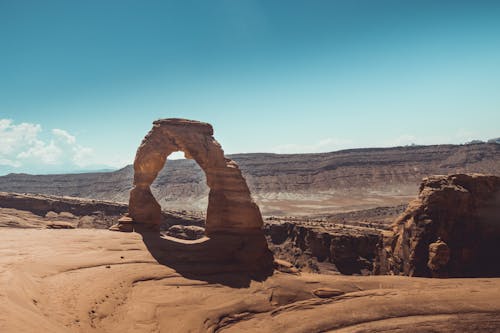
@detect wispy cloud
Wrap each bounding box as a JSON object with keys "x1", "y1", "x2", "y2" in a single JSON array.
[
  {"x1": 0, "y1": 119, "x2": 96, "y2": 173},
  {"x1": 52, "y1": 128, "x2": 76, "y2": 144}
]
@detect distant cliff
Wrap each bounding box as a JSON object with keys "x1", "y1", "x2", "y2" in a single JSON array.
[{"x1": 0, "y1": 143, "x2": 498, "y2": 215}]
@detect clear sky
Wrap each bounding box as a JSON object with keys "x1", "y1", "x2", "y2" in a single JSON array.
[{"x1": 1, "y1": 0, "x2": 499, "y2": 174}]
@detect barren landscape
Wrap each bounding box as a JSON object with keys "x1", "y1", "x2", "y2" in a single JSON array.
[
  {"x1": 1, "y1": 120, "x2": 499, "y2": 332},
  {"x1": 3, "y1": 1, "x2": 500, "y2": 331},
  {"x1": 1, "y1": 228, "x2": 499, "y2": 333},
  {"x1": 1, "y1": 142, "x2": 498, "y2": 215}
]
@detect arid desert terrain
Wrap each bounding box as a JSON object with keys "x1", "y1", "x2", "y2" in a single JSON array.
[
  {"x1": 1, "y1": 125, "x2": 499, "y2": 333},
  {"x1": 1, "y1": 228, "x2": 499, "y2": 332}
]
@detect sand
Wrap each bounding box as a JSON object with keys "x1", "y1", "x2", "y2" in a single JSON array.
[{"x1": 0, "y1": 228, "x2": 499, "y2": 332}]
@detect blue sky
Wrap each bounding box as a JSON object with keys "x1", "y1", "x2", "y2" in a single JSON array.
[{"x1": 1, "y1": 1, "x2": 499, "y2": 174}]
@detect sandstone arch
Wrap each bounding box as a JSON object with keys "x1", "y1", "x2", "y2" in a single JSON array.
[
  {"x1": 124, "y1": 118, "x2": 265, "y2": 237},
  {"x1": 116, "y1": 119, "x2": 273, "y2": 274}
]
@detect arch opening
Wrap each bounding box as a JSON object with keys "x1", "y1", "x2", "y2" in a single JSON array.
[{"x1": 151, "y1": 151, "x2": 208, "y2": 240}]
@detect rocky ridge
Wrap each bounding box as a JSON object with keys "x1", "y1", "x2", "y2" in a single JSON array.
[
  {"x1": 2, "y1": 173, "x2": 499, "y2": 278},
  {"x1": 0, "y1": 142, "x2": 498, "y2": 215},
  {"x1": 0, "y1": 192, "x2": 202, "y2": 230},
  {"x1": 0, "y1": 190, "x2": 395, "y2": 275}
]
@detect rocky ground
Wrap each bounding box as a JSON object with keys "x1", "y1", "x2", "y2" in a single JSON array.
[
  {"x1": 0, "y1": 192, "x2": 396, "y2": 276},
  {"x1": 1, "y1": 228, "x2": 499, "y2": 332},
  {"x1": 0, "y1": 192, "x2": 203, "y2": 230},
  {"x1": 1, "y1": 171, "x2": 500, "y2": 332}
]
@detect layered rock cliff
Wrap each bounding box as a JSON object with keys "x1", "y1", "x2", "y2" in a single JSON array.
[
  {"x1": 265, "y1": 222, "x2": 381, "y2": 275},
  {"x1": 377, "y1": 173, "x2": 500, "y2": 277},
  {"x1": 0, "y1": 143, "x2": 498, "y2": 215}
]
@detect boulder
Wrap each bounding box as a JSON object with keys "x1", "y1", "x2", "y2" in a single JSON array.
[
  {"x1": 46, "y1": 221, "x2": 75, "y2": 229},
  {"x1": 427, "y1": 238, "x2": 450, "y2": 277}
]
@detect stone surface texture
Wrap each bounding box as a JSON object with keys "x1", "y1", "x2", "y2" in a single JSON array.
[
  {"x1": 121, "y1": 119, "x2": 273, "y2": 273},
  {"x1": 427, "y1": 239, "x2": 451, "y2": 277},
  {"x1": 377, "y1": 173, "x2": 500, "y2": 277},
  {"x1": 128, "y1": 118, "x2": 264, "y2": 235}
]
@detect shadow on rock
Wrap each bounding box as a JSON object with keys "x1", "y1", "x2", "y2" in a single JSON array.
[{"x1": 136, "y1": 225, "x2": 274, "y2": 288}]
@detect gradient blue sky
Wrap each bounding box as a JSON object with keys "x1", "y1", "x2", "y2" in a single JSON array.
[{"x1": 1, "y1": 0, "x2": 499, "y2": 174}]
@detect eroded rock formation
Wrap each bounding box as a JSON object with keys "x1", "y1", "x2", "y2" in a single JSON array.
[
  {"x1": 265, "y1": 221, "x2": 380, "y2": 275},
  {"x1": 112, "y1": 118, "x2": 273, "y2": 273},
  {"x1": 427, "y1": 238, "x2": 450, "y2": 277},
  {"x1": 377, "y1": 173, "x2": 500, "y2": 277},
  {"x1": 125, "y1": 119, "x2": 263, "y2": 234}
]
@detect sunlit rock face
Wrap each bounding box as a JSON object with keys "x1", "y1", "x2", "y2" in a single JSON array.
[
  {"x1": 113, "y1": 119, "x2": 273, "y2": 273},
  {"x1": 377, "y1": 173, "x2": 500, "y2": 277},
  {"x1": 128, "y1": 118, "x2": 264, "y2": 235}
]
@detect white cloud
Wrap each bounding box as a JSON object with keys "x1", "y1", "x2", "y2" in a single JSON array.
[
  {"x1": 52, "y1": 128, "x2": 76, "y2": 144},
  {"x1": 72, "y1": 145, "x2": 93, "y2": 166},
  {"x1": 17, "y1": 140, "x2": 62, "y2": 165},
  {"x1": 0, "y1": 157, "x2": 21, "y2": 168},
  {"x1": 0, "y1": 119, "x2": 97, "y2": 173},
  {"x1": 0, "y1": 119, "x2": 41, "y2": 155}
]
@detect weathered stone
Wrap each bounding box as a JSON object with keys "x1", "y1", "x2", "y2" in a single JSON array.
[
  {"x1": 265, "y1": 221, "x2": 379, "y2": 275},
  {"x1": 111, "y1": 118, "x2": 273, "y2": 272},
  {"x1": 274, "y1": 259, "x2": 300, "y2": 275},
  {"x1": 377, "y1": 173, "x2": 500, "y2": 277},
  {"x1": 117, "y1": 215, "x2": 133, "y2": 224},
  {"x1": 127, "y1": 118, "x2": 264, "y2": 235},
  {"x1": 312, "y1": 288, "x2": 344, "y2": 298},
  {"x1": 45, "y1": 211, "x2": 58, "y2": 219},
  {"x1": 46, "y1": 221, "x2": 75, "y2": 229},
  {"x1": 109, "y1": 222, "x2": 133, "y2": 232},
  {"x1": 427, "y1": 238, "x2": 450, "y2": 277}
]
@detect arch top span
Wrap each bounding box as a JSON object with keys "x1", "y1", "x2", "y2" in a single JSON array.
[{"x1": 126, "y1": 118, "x2": 264, "y2": 236}]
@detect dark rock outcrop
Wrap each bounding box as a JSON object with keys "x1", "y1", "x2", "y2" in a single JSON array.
[
  {"x1": 0, "y1": 191, "x2": 128, "y2": 217},
  {"x1": 265, "y1": 222, "x2": 380, "y2": 275},
  {"x1": 377, "y1": 173, "x2": 500, "y2": 277},
  {"x1": 0, "y1": 192, "x2": 203, "y2": 230},
  {"x1": 166, "y1": 225, "x2": 205, "y2": 240}
]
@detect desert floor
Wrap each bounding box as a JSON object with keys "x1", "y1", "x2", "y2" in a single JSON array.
[{"x1": 1, "y1": 228, "x2": 499, "y2": 333}]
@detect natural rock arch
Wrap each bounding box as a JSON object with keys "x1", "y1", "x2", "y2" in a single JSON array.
[
  {"x1": 116, "y1": 119, "x2": 273, "y2": 275},
  {"x1": 126, "y1": 118, "x2": 265, "y2": 236}
]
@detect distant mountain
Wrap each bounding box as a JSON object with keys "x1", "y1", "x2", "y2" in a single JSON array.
[
  {"x1": 0, "y1": 166, "x2": 118, "y2": 177},
  {"x1": 0, "y1": 143, "x2": 499, "y2": 215}
]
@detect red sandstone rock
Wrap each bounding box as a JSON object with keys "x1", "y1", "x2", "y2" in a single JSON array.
[
  {"x1": 312, "y1": 288, "x2": 344, "y2": 298},
  {"x1": 427, "y1": 239, "x2": 450, "y2": 277},
  {"x1": 377, "y1": 173, "x2": 500, "y2": 277},
  {"x1": 125, "y1": 119, "x2": 264, "y2": 236},
  {"x1": 110, "y1": 119, "x2": 273, "y2": 273}
]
